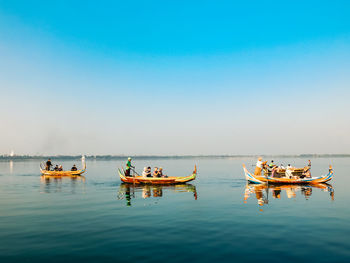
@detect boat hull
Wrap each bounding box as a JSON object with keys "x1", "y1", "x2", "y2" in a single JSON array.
[
  {"x1": 40, "y1": 169, "x2": 85, "y2": 176},
  {"x1": 118, "y1": 166, "x2": 197, "y2": 185},
  {"x1": 243, "y1": 164, "x2": 333, "y2": 184}
]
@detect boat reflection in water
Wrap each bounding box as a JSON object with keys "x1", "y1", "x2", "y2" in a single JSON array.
[
  {"x1": 244, "y1": 183, "x2": 334, "y2": 207},
  {"x1": 117, "y1": 183, "x2": 197, "y2": 206},
  {"x1": 40, "y1": 175, "x2": 86, "y2": 194}
]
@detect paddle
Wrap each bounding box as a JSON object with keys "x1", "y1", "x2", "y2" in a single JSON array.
[
  {"x1": 130, "y1": 167, "x2": 140, "y2": 198},
  {"x1": 131, "y1": 167, "x2": 141, "y2": 177},
  {"x1": 264, "y1": 163, "x2": 269, "y2": 205}
]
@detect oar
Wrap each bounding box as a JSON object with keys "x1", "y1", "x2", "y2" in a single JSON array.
[
  {"x1": 130, "y1": 167, "x2": 139, "y2": 198},
  {"x1": 131, "y1": 167, "x2": 141, "y2": 177},
  {"x1": 265, "y1": 178, "x2": 269, "y2": 204},
  {"x1": 264, "y1": 164, "x2": 269, "y2": 204}
]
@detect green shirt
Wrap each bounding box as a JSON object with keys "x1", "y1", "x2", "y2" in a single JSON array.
[{"x1": 126, "y1": 160, "x2": 132, "y2": 169}]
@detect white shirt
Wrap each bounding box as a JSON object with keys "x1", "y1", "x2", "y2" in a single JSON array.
[{"x1": 256, "y1": 160, "x2": 263, "y2": 168}]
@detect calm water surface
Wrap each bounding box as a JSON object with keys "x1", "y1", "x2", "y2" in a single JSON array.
[{"x1": 0, "y1": 157, "x2": 349, "y2": 262}]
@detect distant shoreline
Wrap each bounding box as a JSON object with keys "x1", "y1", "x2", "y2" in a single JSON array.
[{"x1": 1, "y1": 154, "x2": 349, "y2": 161}]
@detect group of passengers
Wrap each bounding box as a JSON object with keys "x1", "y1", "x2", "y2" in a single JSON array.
[
  {"x1": 124, "y1": 157, "x2": 167, "y2": 178},
  {"x1": 142, "y1": 166, "x2": 168, "y2": 178},
  {"x1": 255, "y1": 157, "x2": 312, "y2": 178},
  {"x1": 45, "y1": 159, "x2": 78, "y2": 171}
]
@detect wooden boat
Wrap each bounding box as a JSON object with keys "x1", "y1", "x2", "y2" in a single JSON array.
[
  {"x1": 40, "y1": 157, "x2": 86, "y2": 176},
  {"x1": 243, "y1": 164, "x2": 333, "y2": 184},
  {"x1": 118, "y1": 166, "x2": 197, "y2": 185}
]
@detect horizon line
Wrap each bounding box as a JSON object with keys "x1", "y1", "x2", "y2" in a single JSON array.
[{"x1": 1, "y1": 153, "x2": 349, "y2": 160}]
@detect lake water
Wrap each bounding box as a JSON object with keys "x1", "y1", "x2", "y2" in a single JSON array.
[{"x1": 0, "y1": 157, "x2": 349, "y2": 262}]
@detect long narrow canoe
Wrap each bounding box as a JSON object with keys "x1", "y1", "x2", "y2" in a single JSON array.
[
  {"x1": 243, "y1": 164, "x2": 333, "y2": 184},
  {"x1": 118, "y1": 166, "x2": 197, "y2": 185},
  {"x1": 40, "y1": 160, "x2": 86, "y2": 176}
]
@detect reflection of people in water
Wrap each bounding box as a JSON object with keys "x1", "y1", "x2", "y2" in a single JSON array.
[
  {"x1": 244, "y1": 183, "x2": 334, "y2": 206},
  {"x1": 301, "y1": 187, "x2": 312, "y2": 200},
  {"x1": 272, "y1": 189, "x2": 281, "y2": 199},
  {"x1": 153, "y1": 188, "x2": 163, "y2": 197},
  {"x1": 255, "y1": 187, "x2": 264, "y2": 206},
  {"x1": 117, "y1": 184, "x2": 197, "y2": 206},
  {"x1": 244, "y1": 184, "x2": 268, "y2": 206},
  {"x1": 285, "y1": 187, "x2": 296, "y2": 198},
  {"x1": 125, "y1": 185, "x2": 131, "y2": 206},
  {"x1": 40, "y1": 175, "x2": 85, "y2": 194},
  {"x1": 142, "y1": 186, "x2": 151, "y2": 198}
]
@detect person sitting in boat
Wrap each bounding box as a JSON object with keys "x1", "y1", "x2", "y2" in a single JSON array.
[
  {"x1": 159, "y1": 167, "x2": 168, "y2": 178},
  {"x1": 285, "y1": 164, "x2": 293, "y2": 178},
  {"x1": 254, "y1": 157, "x2": 267, "y2": 176},
  {"x1": 267, "y1": 160, "x2": 276, "y2": 172},
  {"x1": 125, "y1": 157, "x2": 134, "y2": 177},
  {"x1": 266, "y1": 160, "x2": 275, "y2": 172},
  {"x1": 142, "y1": 167, "x2": 152, "y2": 177},
  {"x1": 58, "y1": 165, "x2": 63, "y2": 171},
  {"x1": 153, "y1": 167, "x2": 160, "y2": 178},
  {"x1": 271, "y1": 166, "x2": 278, "y2": 178},
  {"x1": 301, "y1": 166, "x2": 311, "y2": 178},
  {"x1": 71, "y1": 164, "x2": 77, "y2": 171},
  {"x1": 278, "y1": 164, "x2": 285, "y2": 171},
  {"x1": 53, "y1": 165, "x2": 59, "y2": 171},
  {"x1": 45, "y1": 159, "x2": 52, "y2": 171},
  {"x1": 142, "y1": 167, "x2": 147, "y2": 177},
  {"x1": 146, "y1": 167, "x2": 152, "y2": 177}
]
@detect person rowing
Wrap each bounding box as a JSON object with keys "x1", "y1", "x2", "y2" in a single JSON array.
[
  {"x1": 254, "y1": 157, "x2": 267, "y2": 176},
  {"x1": 125, "y1": 157, "x2": 135, "y2": 177},
  {"x1": 45, "y1": 159, "x2": 52, "y2": 171},
  {"x1": 71, "y1": 164, "x2": 77, "y2": 171}
]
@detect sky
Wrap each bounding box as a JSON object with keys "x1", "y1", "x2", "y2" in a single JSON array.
[{"x1": 0, "y1": 0, "x2": 349, "y2": 155}]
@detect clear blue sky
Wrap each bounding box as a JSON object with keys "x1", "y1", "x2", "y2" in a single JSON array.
[{"x1": 0, "y1": 0, "x2": 349, "y2": 155}]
